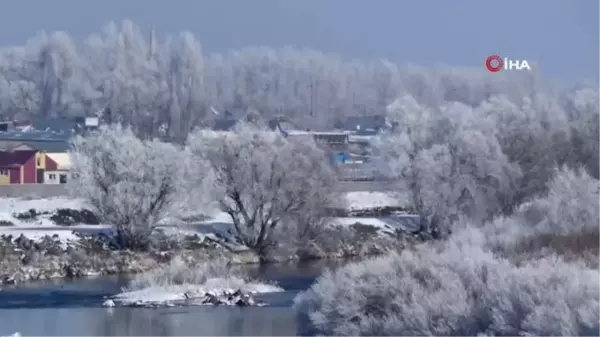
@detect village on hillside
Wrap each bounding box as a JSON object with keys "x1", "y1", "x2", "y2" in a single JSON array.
[{"x1": 0, "y1": 111, "x2": 394, "y2": 187}]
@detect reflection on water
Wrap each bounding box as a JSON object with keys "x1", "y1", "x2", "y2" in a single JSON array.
[{"x1": 0, "y1": 306, "x2": 297, "y2": 336}]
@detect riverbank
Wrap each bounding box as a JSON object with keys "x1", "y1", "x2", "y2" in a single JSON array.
[
  {"x1": 0, "y1": 225, "x2": 415, "y2": 287},
  {"x1": 0, "y1": 199, "x2": 415, "y2": 288},
  {"x1": 0, "y1": 193, "x2": 419, "y2": 287},
  {"x1": 0, "y1": 261, "x2": 326, "y2": 336}
]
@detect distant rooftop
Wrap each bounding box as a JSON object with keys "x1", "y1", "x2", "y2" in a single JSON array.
[
  {"x1": 33, "y1": 117, "x2": 85, "y2": 136},
  {"x1": 344, "y1": 115, "x2": 388, "y2": 133},
  {"x1": 0, "y1": 150, "x2": 37, "y2": 168},
  {"x1": 22, "y1": 140, "x2": 70, "y2": 153},
  {"x1": 0, "y1": 130, "x2": 71, "y2": 142},
  {"x1": 286, "y1": 130, "x2": 351, "y2": 136}
]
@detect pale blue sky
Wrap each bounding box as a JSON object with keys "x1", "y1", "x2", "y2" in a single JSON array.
[{"x1": 0, "y1": 0, "x2": 597, "y2": 85}]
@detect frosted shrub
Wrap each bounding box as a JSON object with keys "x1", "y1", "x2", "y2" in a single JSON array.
[
  {"x1": 294, "y1": 244, "x2": 599, "y2": 336},
  {"x1": 303, "y1": 165, "x2": 600, "y2": 335}
]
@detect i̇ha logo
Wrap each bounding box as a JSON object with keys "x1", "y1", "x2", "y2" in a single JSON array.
[{"x1": 485, "y1": 55, "x2": 532, "y2": 72}]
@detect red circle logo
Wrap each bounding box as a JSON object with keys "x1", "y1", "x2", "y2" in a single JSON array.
[{"x1": 485, "y1": 55, "x2": 503, "y2": 72}]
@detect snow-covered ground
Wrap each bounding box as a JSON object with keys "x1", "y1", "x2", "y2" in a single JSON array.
[
  {"x1": 0, "y1": 227, "x2": 80, "y2": 242},
  {"x1": 0, "y1": 191, "x2": 416, "y2": 242},
  {"x1": 0, "y1": 196, "x2": 108, "y2": 241},
  {"x1": 0, "y1": 197, "x2": 88, "y2": 226},
  {"x1": 342, "y1": 191, "x2": 408, "y2": 210},
  {"x1": 164, "y1": 191, "x2": 415, "y2": 238},
  {"x1": 331, "y1": 213, "x2": 421, "y2": 234},
  {"x1": 333, "y1": 217, "x2": 395, "y2": 233},
  {"x1": 0, "y1": 197, "x2": 86, "y2": 218}
]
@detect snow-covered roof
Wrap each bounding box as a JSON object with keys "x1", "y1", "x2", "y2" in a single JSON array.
[
  {"x1": 0, "y1": 131, "x2": 70, "y2": 141},
  {"x1": 286, "y1": 130, "x2": 350, "y2": 136},
  {"x1": 46, "y1": 152, "x2": 71, "y2": 170},
  {"x1": 349, "y1": 134, "x2": 380, "y2": 143}
]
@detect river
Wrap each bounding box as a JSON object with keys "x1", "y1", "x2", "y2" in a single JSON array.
[{"x1": 0, "y1": 259, "x2": 353, "y2": 336}]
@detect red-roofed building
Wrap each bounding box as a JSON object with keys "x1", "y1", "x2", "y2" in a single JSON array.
[{"x1": 0, "y1": 150, "x2": 58, "y2": 185}]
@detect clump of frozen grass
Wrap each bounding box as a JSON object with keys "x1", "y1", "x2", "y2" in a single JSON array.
[
  {"x1": 118, "y1": 256, "x2": 283, "y2": 307},
  {"x1": 124, "y1": 256, "x2": 244, "y2": 292}
]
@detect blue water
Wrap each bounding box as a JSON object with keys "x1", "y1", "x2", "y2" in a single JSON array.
[{"x1": 0, "y1": 260, "x2": 347, "y2": 336}]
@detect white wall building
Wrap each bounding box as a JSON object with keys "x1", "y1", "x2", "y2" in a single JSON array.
[{"x1": 43, "y1": 153, "x2": 71, "y2": 185}]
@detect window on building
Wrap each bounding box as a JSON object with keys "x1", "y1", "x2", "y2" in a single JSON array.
[
  {"x1": 49, "y1": 174, "x2": 56, "y2": 180},
  {"x1": 36, "y1": 157, "x2": 41, "y2": 166},
  {"x1": 0, "y1": 169, "x2": 7, "y2": 175},
  {"x1": 59, "y1": 174, "x2": 67, "y2": 184}
]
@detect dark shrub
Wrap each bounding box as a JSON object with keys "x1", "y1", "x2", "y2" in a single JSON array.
[
  {"x1": 0, "y1": 220, "x2": 14, "y2": 227},
  {"x1": 13, "y1": 209, "x2": 42, "y2": 220},
  {"x1": 50, "y1": 209, "x2": 100, "y2": 226}
]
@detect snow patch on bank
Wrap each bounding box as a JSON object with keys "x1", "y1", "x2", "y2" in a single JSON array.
[
  {"x1": 343, "y1": 191, "x2": 407, "y2": 210},
  {"x1": 112, "y1": 277, "x2": 283, "y2": 307},
  {"x1": 0, "y1": 197, "x2": 86, "y2": 215},
  {"x1": 332, "y1": 217, "x2": 394, "y2": 233},
  {"x1": 0, "y1": 196, "x2": 93, "y2": 228}
]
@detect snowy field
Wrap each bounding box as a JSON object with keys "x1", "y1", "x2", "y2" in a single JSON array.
[
  {"x1": 0, "y1": 197, "x2": 87, "y2": 226},
  {"x1": 342, "y1": 191, "x2": 408, "y2": 210},
  {"x1": 0, "y1": 191, "x2": 415, "y2": 241},
  {"x1": 0, "y1": 196, "x2": 106, "y2": 241}
]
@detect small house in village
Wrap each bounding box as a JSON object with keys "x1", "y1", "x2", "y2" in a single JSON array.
[
  {"x1": 343, "y1": 115, "x2": 391, "y2": 135},
  {"x1": 43, "y1": 153, "x2": 71, "y2": 184},
  {"x1": 285, "y1": 130, "x2": 349, "y2": 147},
  {"x1": 0, "y1": 117, "x2": 79, "y2": 185},
  {"x1": 0, "y1": 150, "x2": 60, "y2": 185}
]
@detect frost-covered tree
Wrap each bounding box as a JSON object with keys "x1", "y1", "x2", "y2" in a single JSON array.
[
  {"x1": 477, "y1": 94, "x2": 571, "y2": 207},
  {"x1": 376, "y1": 96, "x2": 521, "y2": 236},
  {"x1": 2, "y1": 19, "x2": 597, "y2": 142},
  {"x1": 165, "y1": 31, "x2": 205, "y2": 142},
  {"x1": 0, "y1": 31, "x2": 81, "y2": 118},
  {"x1": 523, "y1": 166, "x2": 599, "y2": 235},
  {"x1": 68, "y1": 125, "x2": 189, "y2": 249},
  {"x1": 562, "y1": 85, "x2": 600, "y2": 178},
  {"x1": 81, "y1": 21, "x2": 169, "y2": 137},
  {"x1": 188, "y1": 123, "x2": 337, "y2": 256},
  {"x1": 0, "y1": 21, "x2": 598, "y2": 192}
]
